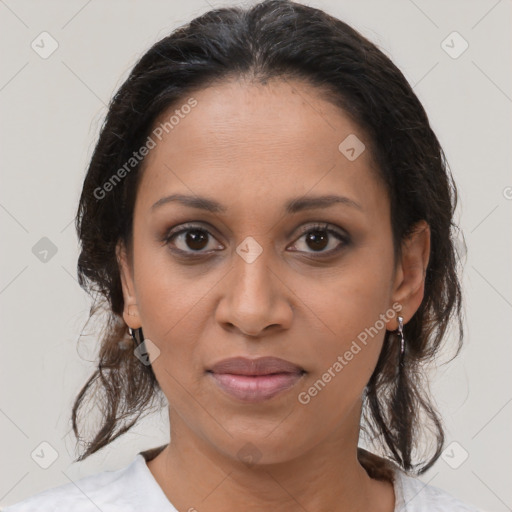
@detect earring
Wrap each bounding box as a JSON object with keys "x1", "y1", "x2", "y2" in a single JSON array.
[
  {"x1": 396, "y1": 315, "x2": 405, "y2": 364},
  {"x1": 129, "y1": 327, "x2": 144, "y2": 347}
]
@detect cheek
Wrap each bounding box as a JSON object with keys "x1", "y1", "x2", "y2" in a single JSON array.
[
  {"x1": 289, "y1": 252, "x2": 393, "y2": 404},
  {"x1": 133, "y1": 236, "x2": 214, "y2": 336},
  {"x1": 292, "y1": 288, "x2": 388, "y2": 439},
  {"x1": 294, "y1": 248, "x2": 392, "y2": 343},
  {"x1": 131, "y1": 252, "x2": 211, "y2": 389}
]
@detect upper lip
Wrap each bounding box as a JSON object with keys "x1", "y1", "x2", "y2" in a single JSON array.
[{"x1": 207, "y1": 356, "x2": 305, "y2": 376}]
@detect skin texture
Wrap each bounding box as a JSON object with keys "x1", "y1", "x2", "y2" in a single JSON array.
[{"x1": 117, "y1": 78, "x2": 430, "y2": 512}]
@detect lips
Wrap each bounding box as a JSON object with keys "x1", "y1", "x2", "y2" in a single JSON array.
[
  {"x1": 207, "y1": 356, "x2": 305, "y2": 376},
  {"x1": 207, "y1": 356, "x2": 305, "y2": 402}
]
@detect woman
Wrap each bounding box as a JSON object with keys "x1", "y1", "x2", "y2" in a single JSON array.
[{"x1": 4, "y1": 0, "x2": 481, "y2": 510}]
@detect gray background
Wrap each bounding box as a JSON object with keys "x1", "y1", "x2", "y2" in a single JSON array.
[{"x1": 1, "y1": 0, "x2": 511, "y2": 510}]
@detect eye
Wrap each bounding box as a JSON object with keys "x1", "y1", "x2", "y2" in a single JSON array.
[
  {"x1": 162, "y1": 222, "x2": 349, "y2": 258},
  {"x1": 288, "y1": 223, "x2": 349, "y2": 256},
  {"x1": 162, "y1": 223, "x2": 224, "y2": 255}
]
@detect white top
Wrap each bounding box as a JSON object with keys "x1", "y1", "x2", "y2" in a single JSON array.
[{"x1": 2, "y1": 451, "x2": 482, "y2": 511}]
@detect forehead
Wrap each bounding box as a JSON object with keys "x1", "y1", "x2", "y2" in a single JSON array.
[{"x1": 137, "y1": 78, "x2": 387, "y2": 222}]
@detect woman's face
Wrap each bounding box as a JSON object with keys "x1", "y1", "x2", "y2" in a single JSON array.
[{"x1": 118, "y1": 78, "x2": 429, "y2": 465}]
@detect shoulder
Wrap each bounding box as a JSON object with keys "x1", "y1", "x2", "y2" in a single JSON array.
[
  {"x1": 2, "y1": 454, "x2": 148, "y2": 512},
  {"x1": 393, "y1": 469, "x2": 483, "y2": 511}
]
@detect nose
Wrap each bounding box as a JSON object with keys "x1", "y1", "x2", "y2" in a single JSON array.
[{"x1": 215, "y1": 243, "x2": 293, "y2": 338}]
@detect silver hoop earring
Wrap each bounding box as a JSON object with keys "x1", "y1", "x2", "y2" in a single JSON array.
[
  {"x1": 129, "y1": 327, "x2": 144, "y2": 347},
  {"x1": 397, "y1": 315, "x2": 405, "y2": 362}
]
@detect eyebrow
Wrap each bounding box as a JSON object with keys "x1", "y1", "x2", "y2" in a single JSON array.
[{"x1": 151, "y1": 193, "x2": 363, "y2": 214}]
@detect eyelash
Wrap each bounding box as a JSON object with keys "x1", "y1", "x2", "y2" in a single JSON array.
[{"x1": 161, "y1": 222, "x2": 350, "y2": 259}]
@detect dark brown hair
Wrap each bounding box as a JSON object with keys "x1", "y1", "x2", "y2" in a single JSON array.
[{"x1": 72, "y1": 0, "x2": 465, "y2": 477}]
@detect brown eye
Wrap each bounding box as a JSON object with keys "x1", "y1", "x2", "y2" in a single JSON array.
[
  {"x1": 163, "y1": 224, "x2": 224, "y2": 254},
  {"x1": 181, "y1": 229, "x2": 209, "y2": 251},
  {"x1": 304, "y1": 229, "x2": 329, "y2": 251},
  {"x1": 289, "y1": 223, "x2": 349, "y2": 256}
]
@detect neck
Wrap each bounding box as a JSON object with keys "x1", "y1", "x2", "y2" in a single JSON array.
[{"x1": 146, "y1": 406, "x2": 395, "y2": 512}]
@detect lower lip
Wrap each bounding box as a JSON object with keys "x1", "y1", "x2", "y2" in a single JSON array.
[{"x1": 208, "y1": 371, "x2": 304, "y2": 402}]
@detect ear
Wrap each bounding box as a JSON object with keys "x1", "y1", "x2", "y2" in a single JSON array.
[
  {"x1": 387, "y1": 220, "x2": 430, "y2": 330},
  {"x1": 116, "y1": 240, "x2": 142, "y2": 329}
]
